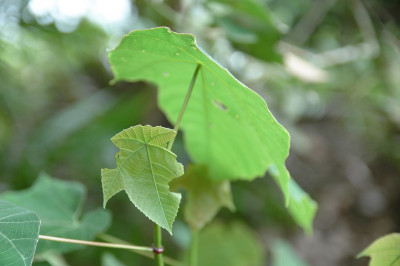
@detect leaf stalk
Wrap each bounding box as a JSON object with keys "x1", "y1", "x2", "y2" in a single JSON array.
[
  {"x1": 38, "y1": 235, "x2": 153, "y2": 252},
  {"x1": 167, "y1": 63, "x2": 202, "y2": 150},
  {"x1": 98, "y1": 233, "x2": 184, "y2": 266}
]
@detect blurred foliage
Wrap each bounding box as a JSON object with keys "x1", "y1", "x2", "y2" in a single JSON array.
[
  {"x1": 0, "y1": 0, "x2": 399, "y2": 265},
  {"x1": 0, "y1": 173, "x2": 111, "y2": 255},
  {"x1": 196, "y1": 221, "x2": 265, "y2": 266},
  {"x1": 271, "y1": 240, "x2": 309, "y2": 266},
  {"x1": 207, "y1": 0, "x2": 283, "y2": 62},
  {"x1": 170, "y1": 164, "x2": 235, "y2": 231}
]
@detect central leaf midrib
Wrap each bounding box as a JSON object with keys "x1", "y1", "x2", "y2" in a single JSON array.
[
  {"x1": 145, "y1": 144, "x2": 169, "y2": 229},
  {"x1": 390, "y1": 255, "x2": 400, "y2": 266}
]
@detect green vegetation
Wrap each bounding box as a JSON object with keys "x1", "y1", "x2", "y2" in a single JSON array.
[
  {"x1": 1, "y1": 0, "x2": 399, "y2": 265},
  {"x1": 358, "y1": 233, "x2": 400, "y2": 266}
]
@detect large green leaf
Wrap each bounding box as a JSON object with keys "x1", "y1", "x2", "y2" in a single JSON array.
[
  {"x1": 170, "y1": 164, "x2": 235, "y2": 230},
  {"x1": 109, "y1": 27, "x2": 291, "y2": 202},
  {"x1": 358, "y1": 233, "x2": 400, "y2": 266},
  {"x1": 0, "y1": 173, "x2": 111, "y2": 254},
  {"x1": 197, "y1": 221, "x2": 265, "y2": 266},
  {"x1": 101, "y1": 125, "x2": 183, "y2": 233},
  {"x1": 0, "y1": 200, "x2": 40, "y2": 266},
  {"x1": 286, "y1": 178, "x2": 317, "y2": 234}
]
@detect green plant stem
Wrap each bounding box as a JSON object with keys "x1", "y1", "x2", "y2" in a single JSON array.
[
  {"x1": 154, "y1": 224, "x2": 164, "y2": 266},
  {"x1": 167, "y1": 64, "x2": 202, "y2": 150},
  {"x1": 189, "y1": 230, "x2": 199, "y2": 266},
  {"x1": 152, "y1": 63, "x2": 201, "y2": 266},
  {"x1": 97, "y1": 234, "x2": 184, "y2": 266},
  {"x1": 39, "y1": 235, "x2": 153, "y2": 252}
]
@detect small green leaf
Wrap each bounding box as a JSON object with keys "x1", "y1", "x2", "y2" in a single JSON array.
[
  {"x1": 109, "y1": 27, "x2": 291, "y2": 203},
  {"x1": 101, "y1": 125, "x2": 183, "y2": 233},
  {"x1": 358, "y1": 233, "x2": 400, "y2": 266},
  {"x1": 197, "y1": 221, "x2": 265, "y2": 266},
  {"x1": 170, "y1": 164, "x2": 235, "y2": 230},
  {"x1": 286, "y1": 178, "x2": 318, "y2": 234},
  {"x1": 0, "y1": 200, "x2": 40, "y2": 266},
  {"x1": 0, "y1": 173, "x2": 111, "y2": 254}
]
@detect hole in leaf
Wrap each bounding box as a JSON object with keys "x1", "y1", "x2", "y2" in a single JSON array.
[
  {"x1": 163, "y1": 72, "x2": 169, "y2": 77},
  {"x1": 212, "y1": 99, "x2": 228, "y2": 111}
]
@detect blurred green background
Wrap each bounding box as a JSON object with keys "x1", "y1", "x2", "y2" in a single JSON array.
[{"x1": 1, "y1": 0, "x2": 399, "y2": 265}]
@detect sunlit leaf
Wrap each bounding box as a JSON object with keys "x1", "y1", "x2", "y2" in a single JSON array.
[
  {"x1": 0, "y1": 173, "x2": 111, "y2": 254},
  {"x1": 0, "y1": 200, "x2": 40, "y2": 266},
  {"x1": 170, "y1": 164, "x2": 235, "y2": 230},
  {"x1": 286, "y1": 178, "x2": 317, "y2": 234},
  {"x1": 101, "y1": 125, "x2": 183, "y2": 233},
  {"x1": 109, "y1": 27, "x2": 291, "y2": 203},
  {"x1": 358, "y1": 233, "x2": 400, "y2": 266},
  {"x1": 197, "y1": 221, "x2": 265, "y2": 266}
]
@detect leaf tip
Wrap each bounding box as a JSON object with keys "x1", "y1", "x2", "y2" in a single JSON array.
[
  {"x1": 356, "y1": 251, "x2": 366, "y2": 259},
  {"x1": 166, "y1": 228, "x2": 173, "y2": 235}
]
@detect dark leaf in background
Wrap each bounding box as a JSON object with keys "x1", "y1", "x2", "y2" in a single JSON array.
[{"x1": 0, "y1": 173, "x2": 111, "y2": 254}]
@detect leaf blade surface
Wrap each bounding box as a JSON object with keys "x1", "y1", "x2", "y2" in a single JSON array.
[
  {"x1": 0, "y1": 200, "x2": 40, "y2": 266},
  {"x1": 197, "y1": 221, "x2": 265, "y2": 266},
  {"x1": 358, "y1": 233, "x2": 400, "y2": 266},
  {"x1": 0, "y1": 173, "x2": 111, "y2": 255},
  {"x1": 286, "y1": 178, "x2": 318, "y2": 234}
]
